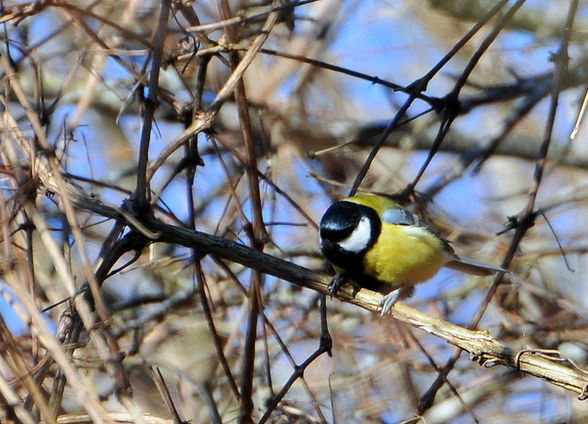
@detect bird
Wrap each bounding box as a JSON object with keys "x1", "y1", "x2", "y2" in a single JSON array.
[{"x1": 319, "y1": 194, "x2": 505, "y2": 315}]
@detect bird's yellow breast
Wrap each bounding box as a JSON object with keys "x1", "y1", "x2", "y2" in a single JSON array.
[{"x1": 362, "y1": 222, "x2": 445, "y2": 287}]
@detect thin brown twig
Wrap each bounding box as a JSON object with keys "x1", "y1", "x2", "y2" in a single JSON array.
[
  {"x1": 133, "y1": 0, "x2": 170, "y2": 208},
  {"x1": 348, "y1": 0, "x2": 511, "y2": 197},
  {"x1": 218, "y1": 1, "x2": 277, "y2": 420},
  {"x1": 419, "y1": 0, "x2": 578, "y2": 412},
  {"x1": 409, "y1": 0, "x2": 526, "y2": 192}
]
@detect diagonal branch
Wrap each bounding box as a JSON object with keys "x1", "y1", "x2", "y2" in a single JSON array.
[{"x1": 146, "y1": 217, "x2": 588, "y2": 399}]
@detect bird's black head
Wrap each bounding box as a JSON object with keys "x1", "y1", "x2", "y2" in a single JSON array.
[{"x1": 319, "y1": 200, "x2": 381, "y2": 268}]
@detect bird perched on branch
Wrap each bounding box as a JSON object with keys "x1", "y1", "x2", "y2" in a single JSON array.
[{"x1": 319, "y1": 194, "x2": 505, "y2": 315}]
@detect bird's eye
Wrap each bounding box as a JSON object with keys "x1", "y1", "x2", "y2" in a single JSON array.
[{"x1": 320, "y1": 220, "x2": 356, "y2": 241}]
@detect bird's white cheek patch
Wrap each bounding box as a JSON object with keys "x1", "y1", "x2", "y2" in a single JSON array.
[{"x1": 338, "y1": 216, "x2": 371, "y2": 253}]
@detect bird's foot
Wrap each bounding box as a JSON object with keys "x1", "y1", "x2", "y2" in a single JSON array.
[
  {"x1": 378, "y1": 290, "x2": 400, "y2": 317},
  {"x1": 328, "y1": 273, "x2": 349, "y2": 296}
]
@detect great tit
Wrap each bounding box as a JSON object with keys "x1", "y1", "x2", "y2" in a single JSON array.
[{"x1": 319, "y1": 194, "x2": 505, "y2": 315}]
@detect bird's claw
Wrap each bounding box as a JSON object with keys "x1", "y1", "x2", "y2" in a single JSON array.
[
  {"x1": 378, "y1": 290, "x2": 400, "y2": 317},
  {"x1": 328, "y1": 273, "x2": 349, "y2": 296}
]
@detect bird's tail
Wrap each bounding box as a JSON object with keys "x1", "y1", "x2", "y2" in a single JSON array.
[{"x1": 445, "y1": 256, "x2": 507, "y2": 276}]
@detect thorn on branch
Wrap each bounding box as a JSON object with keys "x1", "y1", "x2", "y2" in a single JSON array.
[
  {"x1": 405, "y1": 77, "x2": 429, "y2": 95},
  {"x1": 440, "y1": 92, "x2": 462, "y2": 117},
  {"x1": 498, "y1": 210, "x2": 537, "y2": 236}
]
